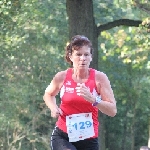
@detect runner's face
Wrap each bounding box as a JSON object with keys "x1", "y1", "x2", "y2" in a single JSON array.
[{"x1": 70, "y1": 45, "x2": 92, "y2": 69}]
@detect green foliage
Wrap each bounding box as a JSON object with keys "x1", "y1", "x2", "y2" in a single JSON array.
[
  {"x1": 1, "y1": 0, "x2": 68, "y2": 149},
  {"x1": 99, "y1": 24, "x2": 150, "y2": 149},
  {"x1": 94, "y1": 0, "x2": 141, "y2": 25},
  {"x1": 0, "y1": 0, "x2": 149, "y2": 149}
]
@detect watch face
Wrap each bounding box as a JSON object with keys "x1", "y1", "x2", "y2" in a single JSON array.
[
  {"x1": 92, "y1": 96, "x2": 102, "y2": 106},
  {"x1": 96, "y1": 96, "x2": 101, "y2": 103}
]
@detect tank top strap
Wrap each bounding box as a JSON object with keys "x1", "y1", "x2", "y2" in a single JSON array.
[
  {"x1": 89, "y1": 68, "x2": 95, "y2": 80},
  {"x1": 65, "y1": 68, "x2": 73, "y2": 81}
]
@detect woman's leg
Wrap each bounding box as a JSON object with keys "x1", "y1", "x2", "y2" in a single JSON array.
[
  {"x1": 72, "y1": 138, "x2": 99, "y2": 150},
  {"x1": 51, "y1": 127, "x2": 77, "y2": 150}
]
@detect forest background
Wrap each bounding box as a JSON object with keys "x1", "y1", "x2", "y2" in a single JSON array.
[{"x1": 0, "y1": 0, "x2": 150, "y2": 150}]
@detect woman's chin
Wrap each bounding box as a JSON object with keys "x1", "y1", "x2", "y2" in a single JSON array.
[
  {"x1": 78, "y1": 65, "x2": 89, "y2": 69},
  {"x1": 73, "y1": 65, "x2": 89, "y2": 69}
]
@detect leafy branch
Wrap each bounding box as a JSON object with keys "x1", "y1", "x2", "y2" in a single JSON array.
[{"x1": 133, "y1": 0, "x2": 150, "y2": 14}]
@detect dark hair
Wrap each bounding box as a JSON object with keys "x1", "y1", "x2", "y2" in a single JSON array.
[{"x1": 65, "y1": 35, "x2": 93, "y2": 65}]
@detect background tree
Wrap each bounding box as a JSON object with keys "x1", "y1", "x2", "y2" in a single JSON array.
[{"x1": 0, "y1": 0, "x2": 150, "y2": 150}]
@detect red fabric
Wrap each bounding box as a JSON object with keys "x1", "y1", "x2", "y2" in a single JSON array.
[{"x1": 56, "y1": 68, "x2": 99, "y2": 138}]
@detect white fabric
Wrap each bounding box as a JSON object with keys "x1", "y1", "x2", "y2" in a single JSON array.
[{"x1": 66, "y1": 113, "x2": 95, "y2": 142}]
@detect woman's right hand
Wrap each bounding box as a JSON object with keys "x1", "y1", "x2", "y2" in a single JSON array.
[{"x1": 51, "y1": 107, "x2": 63, "y2": 118}]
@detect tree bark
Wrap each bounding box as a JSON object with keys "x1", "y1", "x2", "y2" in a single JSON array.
[
  {"x1": 148, "y1": 118, "x2": 150, "y2": 148},
  {"x1": 97, "y1": 19, "x2": 142, "y2": 34},
  {"x1": 131, "y1": 108, "x2": 136, "y2": 150},
  {"x1": 99, "y1": 112, "x2": 106, "y2": 150},
  {"x1": 66, "y1": 0, "x2": 104, "y2": 149},
  {"x1": 121, "y1": 108, "x2": 128, "y2": 150},
  {"x1": 66, "y1": 0, "x2": 98, "y2": 69}
]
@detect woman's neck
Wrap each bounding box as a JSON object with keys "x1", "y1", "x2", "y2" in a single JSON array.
[{"x1": 72, "y1": 68, "x2": 89, "y2": 83}]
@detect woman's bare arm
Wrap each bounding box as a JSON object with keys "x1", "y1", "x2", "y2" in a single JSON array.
[
  {"x1": 43, "y1": 71, "x2": 66, "y2": 118},
  {"x1": 95, "y1": 71, "x2": 117, "y2": 117}
]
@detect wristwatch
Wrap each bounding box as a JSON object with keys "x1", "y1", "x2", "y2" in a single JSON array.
[{"x1": 92, "y1": 95, "x2": 102, "y2": 106}]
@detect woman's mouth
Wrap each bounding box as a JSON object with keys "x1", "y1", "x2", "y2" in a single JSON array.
[{"x1": 80, "y1": 64, "x2": 86, "y2": 66}]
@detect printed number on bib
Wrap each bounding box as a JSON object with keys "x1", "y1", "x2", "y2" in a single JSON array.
[{"x1": 73, "y1": 121, "x2": 92, "y2": 130}]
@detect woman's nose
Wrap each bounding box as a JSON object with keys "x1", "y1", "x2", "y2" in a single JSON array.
[{"x1": 80, "y1": 55, "x2": 85, "y2": 60}]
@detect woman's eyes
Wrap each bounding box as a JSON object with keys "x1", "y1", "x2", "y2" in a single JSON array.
[
  {"x1": 76, "y1": 53, "x2": 81, "y2": 56},
  {"x1": 76, "y1": 53, "x2": 89, "y2": 56}
]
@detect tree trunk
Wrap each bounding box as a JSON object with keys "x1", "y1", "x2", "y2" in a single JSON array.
[
  {"x1": 148, "y1": 118, "x2": 150, "y2": 148},
  {"x1": 66, "y1": 0, "x2": 105, "y2": 149},
  {"x1": 121, "y1": 109, "x2": 128, "y2": 150},
  {"x1": 99, "y1": 112, "x2": 106, "y2": 150},
  {"x1": 131, "y1": 108, "x2": 136, "y2": 150},
  {"x1": 66, "y1": 0, "x2": 98, "y2": 69}
]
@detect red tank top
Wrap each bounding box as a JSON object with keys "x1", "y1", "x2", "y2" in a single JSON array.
[{"x1": 56, "y1": 68, "x2": 99, "y2": 138}]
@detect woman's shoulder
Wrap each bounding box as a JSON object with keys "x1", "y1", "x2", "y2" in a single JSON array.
[
  {"x1": 94, "y1": 69, "x2": 109, "y2": 82},
  {"x1": 54, "y1": 70, "x2": 68, "y2": 82},
  {"x1": 94, "y1": 69, "x2": 107, "y2": 78}
]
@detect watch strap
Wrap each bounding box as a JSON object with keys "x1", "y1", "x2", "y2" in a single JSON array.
[{"x1": 92, "y1": 101, "x2": 98, "y2": 106}]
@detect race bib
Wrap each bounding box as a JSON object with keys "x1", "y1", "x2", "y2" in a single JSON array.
[{"x1": 66, "y1": 113, "x2": 95, "y2": 142}]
